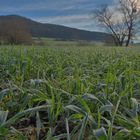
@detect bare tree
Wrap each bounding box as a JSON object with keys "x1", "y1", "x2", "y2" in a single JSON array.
[
  {"x1": 93, "y1": 0, "x2": 140, "y2": 46},
  {"x1": 0, "y1": 18, "x2": 32, "y2": 45}
]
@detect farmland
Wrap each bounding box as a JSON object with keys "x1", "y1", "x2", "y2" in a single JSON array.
[{"x1": 0, "y1": 45, "x2": 140, "y2": 140}]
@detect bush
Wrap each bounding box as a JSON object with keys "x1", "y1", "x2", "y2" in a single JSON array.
[{"x1": 0, "y1": 18, "x2": 32, "y2": 45}]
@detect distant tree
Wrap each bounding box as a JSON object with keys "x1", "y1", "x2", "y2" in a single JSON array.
[
  {"x1": 0, "y1": 19, "x2": 32, "y2": 45},
  {"x1": 93, "y1": 0, "x2": 140, "y2": 46}
]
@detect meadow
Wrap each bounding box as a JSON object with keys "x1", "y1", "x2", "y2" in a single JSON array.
[{"x1": 0, "y1": 44, "x2": 140, "y2": 140}]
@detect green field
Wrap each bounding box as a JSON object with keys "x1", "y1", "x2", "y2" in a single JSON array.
[{"x1": 0, "y1": 45, "x2": 140, "y2": 140}]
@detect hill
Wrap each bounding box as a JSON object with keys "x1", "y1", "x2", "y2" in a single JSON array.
[{"x1": 0, "y1": 15, "x2": 112, "y2": 42}]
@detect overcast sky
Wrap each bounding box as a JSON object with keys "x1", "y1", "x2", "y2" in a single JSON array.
[{"x1": 0, "y1": 0, "x2": 114, "y2": 31}]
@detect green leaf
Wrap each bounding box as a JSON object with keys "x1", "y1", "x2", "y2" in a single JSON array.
[
  {"x1": 65, "y1": 105, "x2": 85, "y2": 115},
  {"x1": 0, "y1": 111, "x2": 8, "y2": 125},
  {"x1": 69, "y1": 113, "x2": 83, "y2": 120},
  {"x1": 131, "y1": 98, "x2": 138, "y2": 118},
  {"x1": 82, "y1": 93, "x2": 101, "y2": 102},
  {"x1": 65, "y1": 118, "x2": 70, "y2": 140},
  {"x1": 94, "y1": 127, "x2": 107, "y2": 140},
  {"x1": 78, "y1": 114, "x2": 88, "y2": 140},
  {"x1": 0, "y1": 127, "x2": 8, "y2": 136},
  {"x1": 100, "y1": 105, "x2": 113, "y2": 114},
  {"x1": 36, "y1": 111, "x2": 42, "y2": 140},
  {"x1": 3, "y1": 105, "x2": 49, "y2": 127}
]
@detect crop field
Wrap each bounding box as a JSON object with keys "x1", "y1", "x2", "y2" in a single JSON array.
[{"x1": 0, "y1": 45, "x2": 140, "y2": 140}]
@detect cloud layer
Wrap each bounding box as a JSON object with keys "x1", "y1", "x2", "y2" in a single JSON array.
[{"x1": 0, "y1": 0, "x2": 113, "y2": 31}]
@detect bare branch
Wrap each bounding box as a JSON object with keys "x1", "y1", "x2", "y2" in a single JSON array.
[{"x1": 93, "y1": 0, "x2": 140, "y2": 46}]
